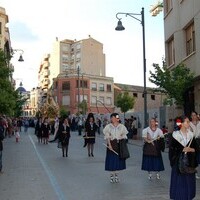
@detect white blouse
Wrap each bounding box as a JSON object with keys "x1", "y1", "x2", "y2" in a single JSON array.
[
  {"x1": 142, "y1": 127, "x2": 163, "y2": 140},
  {"x1": 103, "y1": 123, "x2": 128, "y2": 140},
  {"x1": 173, "y1": 130, "x2": 194, "y2": 147},
  {"x1": 190, "y1": 121, "x2": 200, "y2": 138}
]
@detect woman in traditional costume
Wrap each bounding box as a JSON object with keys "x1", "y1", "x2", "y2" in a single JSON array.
[
  {"x1": 103, "y1": 113, "x2": 128, "y2": 183},
  {"x1": 190, "y1": 111, "x2": 200, "y2": 179},
  {"x1": 57, "y1": 117, "x2": 71, "y2": 157},
  {"x1": 141, "y1": 118, "x2": 165, "y2": 179},
  {"x1": 84, "y1": 113, "x2": 98, "y2": 157},
  {"x1": 169, "y1": 116, "x2": 198, "y2": 200}
]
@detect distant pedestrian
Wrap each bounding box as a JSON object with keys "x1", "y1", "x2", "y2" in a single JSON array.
[
  {"x1": 35, "y1": 118, "x2": 43, "y2": 143},
  {"x1": 57, "y1": 117, "x2": 71, "y2": 157},
  {"x1": 96, "y1": 118, "x2": 102, "y2": 135},
  {"x1": 0, "y1": 118, "x2": 5, "y2": 174},
  {"x1": 103, "y1": 113, "x2": 128, "y2": 183},
  {"x1": 77, "y1": 117, "x2": 83, "y2": 136},
  {"x1": 24, "y1": 119, "x2": 29, "y2": 133},
  {"x1": 15, "y1": 127, "x2": 20, "y2": 143},
  {"x1": 84, "y1": 113, "x2": 98, "y2": 157},
  {"x1": 141, "y1": 118, "x2": 165, "y2": 180},
  {"x1": 190, "y1": 111, "x2": 200, "y2": 179},
  {"x1": 169, "y1": 116, "x2": 198, "y2": 200}
]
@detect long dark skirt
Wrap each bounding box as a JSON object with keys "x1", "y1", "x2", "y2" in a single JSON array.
[
  {"x1": 105, "y1": 149, "x2": 126, "y2": 171},
  {"x1": 170, "y1": 166, "x2": 196, "y2": 200},
  {"x1": 141, "y1": 154, "x2": 164, "y2": 171},
  {"x1": 197, "y1": 152, "x2": 200, "y2": 164}
]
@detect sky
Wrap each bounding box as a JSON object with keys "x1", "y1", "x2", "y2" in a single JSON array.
[{"x1": 0, "y1": 0, "x2": 164, "y2": 91}]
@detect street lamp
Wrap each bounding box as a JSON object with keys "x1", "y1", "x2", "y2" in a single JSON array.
[
  {"x1": 115, "y1": 7, "x2": 148, "y2": 127},
  {"x1": 77, "y1": 66, "x2": 80, "y2": 114},
  {"x1": 12, "y1": 49, "x2": 24, "y2": 62}
]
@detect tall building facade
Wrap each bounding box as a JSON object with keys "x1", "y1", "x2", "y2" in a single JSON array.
[
  {"x1": 0, "y1": 7, "x2": 11, "y2": 53},
  {"x1": 38, "y1": 36, "x2": 113, "y2": 115},
  {"x1": 48, "y1": 36, "x2": 106, "y2": 89},
  {"x1": 164, "y1": 0, "x2": 200, "y2": 114}
]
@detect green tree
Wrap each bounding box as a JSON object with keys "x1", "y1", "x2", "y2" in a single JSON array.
[
  {"x1": 116, "y1": 91, "x2": 135, "y2": 119},
  {"x1": 13, "y1": 92, "x2": 28, "y2": 117},
  {"x1": 0, "y1": 50, "x2": 18, "y2": 115},
  {"x1": 149, "y1": 63, "x2": 194, "y2": 106},
  {"x1": 59, "y1": 106, "x2": 69, "y2": 119},
  {"x1": 79, "y1": 100, "x2": 87, "y2": 115}
]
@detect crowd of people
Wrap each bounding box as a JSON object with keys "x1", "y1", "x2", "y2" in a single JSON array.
[{"x1": 0, "y1": 111, "x2": 200, "y2": 200}]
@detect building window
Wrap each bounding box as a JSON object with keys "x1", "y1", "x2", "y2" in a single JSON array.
[
  {"x1": 107, "y1": 84, "x2": 112, "y2": 92},
  {"x1": 80, "y1": 95, "x2": 88, "y2": 102},
  {"x1": 185, "y1": 22, "x2": 195, "y2": 56},
  {"x1": 62, "y1": 95, "x2": 70, "y2": 105},
  {"x1": 91, "y1": 82, "x2": 97, "y2": 91},
  {"x1": 62, "y1": 81, "x2": 70, "y2": 90},
  {"x1": 62, "y1": 54, "x2": 69, "y2": 62},
  {"x1": 99, "y1": 83, "x2": 104, "y2": 91},
  {"x1": 167, "y1": 37, "x2": 175, "y2": 66},
  {"x1": 164, "y1": 0, "x2": 172, "y2": 14},
  {"x1": 151, "y1": 95, "x2": 155, "y2": 100},
  {"x1": 106, "y1": 97, "x2": 112, "y2": 105},
  {"x1": 133, "y1": 93, "x2": 138, "y2": 98},
  {"x1": 99, "y1": 96, "x2": 104, "y2": 104},
  {"x1": 80, "y1": 80, "x2": 88, "y2": 88},
  {"x1": 91, "y1": 96, "x2": 97, "y2": 104}
]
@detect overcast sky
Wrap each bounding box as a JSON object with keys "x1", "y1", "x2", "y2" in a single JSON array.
[{"x1": 0, "y1": 0, "x2": 164, "y2": 91}]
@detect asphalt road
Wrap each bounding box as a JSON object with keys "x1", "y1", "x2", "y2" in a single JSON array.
[{"x1": 0, "y1": 128, "x2": 200, "y2": 200}]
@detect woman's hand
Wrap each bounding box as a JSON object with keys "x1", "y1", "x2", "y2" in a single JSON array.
[{"x1": 183, "y1": 147, "x2": 195, "y2": 153}]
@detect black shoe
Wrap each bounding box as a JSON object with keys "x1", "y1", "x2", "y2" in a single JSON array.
[
  {"x1": 91, "y1": 153, "x2": 94, "y2": 157},
  {"x1": 88, "y1": 153, "x2": 90, "y2": 157}
]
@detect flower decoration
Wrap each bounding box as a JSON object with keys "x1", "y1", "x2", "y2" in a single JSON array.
[{"x1": 176, "y1": 119, "x2": 182, "y2": 128}]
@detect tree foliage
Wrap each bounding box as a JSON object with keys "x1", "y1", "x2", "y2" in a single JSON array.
[
  {"x1": 59, "y1": 106, "x2": 69, "y2": 119},
  {"x1": 0, "y1": 50, "x2": 19, "y2": 115},
  {"x1": 149, "y1": 63, "x2": 194, "y2": 106},
  {"x1": 116, "y1": 91, "x2": 135, "y2": 114},
  {"x1": 79, "y1": 100, "x2": 87, "y2": 115}
]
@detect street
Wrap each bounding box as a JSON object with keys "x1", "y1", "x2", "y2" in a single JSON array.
[{"x1": 0, "y1": 128, "x2": 200, "y2": 200}]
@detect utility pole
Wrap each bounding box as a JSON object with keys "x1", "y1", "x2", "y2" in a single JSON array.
[{"x1": 77, "y1": 66, "x2": 80, "y2": 114}]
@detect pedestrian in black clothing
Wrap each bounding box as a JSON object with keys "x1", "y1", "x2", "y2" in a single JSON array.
[
  {"x1": 84, "y1": 113, "x2": 98, "y2": 157},
  {"x1": 57, "y1": 117, "x2": 71, "y2": 157},
  {"x1": 35, "y1": 118, "x2": 43, "y2": 143},
  {"x1": 41, "y1": 117, "x2": 50, "y2": 144}
]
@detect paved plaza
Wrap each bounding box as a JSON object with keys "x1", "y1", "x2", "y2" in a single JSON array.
[{"x1": 0, "y1": 128, "x2": 200, "y2": 200}]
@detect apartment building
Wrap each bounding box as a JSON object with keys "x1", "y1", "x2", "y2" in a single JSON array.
[
  {"x1": 48, "y1": 36, "x2": 106, "y2": 89},
  {"x1": 114, "y1": 83, "x2": 165, "y2": 112},
  {"x1": 46, "y1": 36, "x2": 113, "y2": 115},
  {"x1": 164, "y1": 0, "x2": 200, "y2": 114},
  {"x1": 0, "y1": 7, "x2": 11, "y2": 54},
  {"x1": 52, "y1": 73, "x2": 114, "y2": 115}
]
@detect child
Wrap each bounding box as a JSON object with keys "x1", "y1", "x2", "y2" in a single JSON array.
[{"x1": 15, "y1": 127, "x2": 20, "y2": 143}]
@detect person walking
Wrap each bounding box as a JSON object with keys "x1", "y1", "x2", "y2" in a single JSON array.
[
  {"x1": 84, "y1": 113, "x2": 98, "y2": 157},
  {"x1": 35, "y1": 117, "x2": 43, "y2": 143},
  {"x1": 103, "y1": 113, "x2": 128, "y2": 183},
  {"x1": 57, "y1": 117, "x2": 71, "y2": 157},
  {"x1": 190, "y1": 111, "x2": 200, "y2": 179},
  {"x1": 0, "y1": 118, "x2": 5, "y2": 174},
  {"x1": 41, "y1": 117, "x2": 50, "y2": 144},
  {"x1": 141, "y1": 118, "x2": 165, "y2": 180},
  {"x1": 169, "y1": 116, "x2": 198, "y2": 200}
]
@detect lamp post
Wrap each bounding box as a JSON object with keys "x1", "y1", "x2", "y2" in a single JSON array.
[
  {"x1": 115, "y1": 7, "x2": 148, "y2": 127},
  {"x1": 12, "y1": 49, "x2": 24, "y2": 62},
  {"x1": 77, "y1": 66, "x2": 80, "y2": 114}
]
